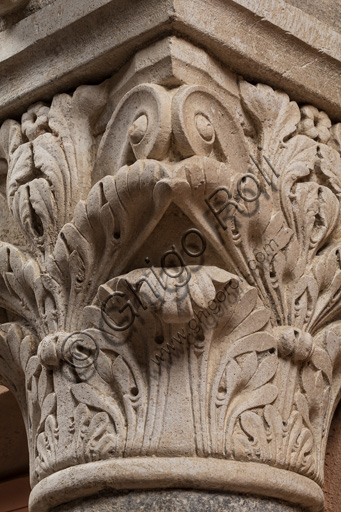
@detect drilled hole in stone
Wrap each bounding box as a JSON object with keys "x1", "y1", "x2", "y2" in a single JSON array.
[{"x1": 130, "y1": 386, "x2": 138, "y2": 396}]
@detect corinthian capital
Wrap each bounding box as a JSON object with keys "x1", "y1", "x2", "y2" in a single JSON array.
[{"x1": 0, "y1": 36, "x2": 341, "y2": 512}]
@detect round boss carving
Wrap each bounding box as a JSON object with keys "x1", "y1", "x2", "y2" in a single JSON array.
[
  {"x1": 195, "y1": 113, "x2": 215, "y2": 143},
  {"x1": 129, "y1": 114, "x2": 148, "y2": 145}
]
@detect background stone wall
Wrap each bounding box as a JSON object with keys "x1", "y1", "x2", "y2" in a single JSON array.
[{"x1": 324, "y1": 403, "x2": 341, "y2": 511}]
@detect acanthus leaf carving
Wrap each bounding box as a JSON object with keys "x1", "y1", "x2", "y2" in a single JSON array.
[{"x1": 0, "y1": 61, "x2": 340, "y2": 509}]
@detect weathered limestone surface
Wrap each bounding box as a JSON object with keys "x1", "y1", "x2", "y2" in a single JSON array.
[
  {"x1": 52, "y1": 490, "x2": 304, "y2": 512},
  {"x1": 284, "y1": 0, "x2": 341, "y2": 32},
  {"x1": 0, "y1": 2, "x2": 341, "y2": 512},
  {"x1": 0, "y1": 0, "x2": 340, "y2": 121},
  {"x1": 323, "y1": 404, "x2": 341, "y2": 511}
]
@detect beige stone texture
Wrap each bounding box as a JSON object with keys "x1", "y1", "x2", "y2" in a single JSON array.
[
  {"x1": 284, "y1": 0, "x2": 341, "y2": 32},
  {"x1": 0, "y1": 2, "x2": 341, "y2": 512},
  {"x1": 0, "y1": 0, "x2": 340, "y2": 121}
]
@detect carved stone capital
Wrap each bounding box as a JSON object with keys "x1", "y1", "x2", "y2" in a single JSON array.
[{"x1": 0, "y1": 38, "x2": 341, "y2": 512}]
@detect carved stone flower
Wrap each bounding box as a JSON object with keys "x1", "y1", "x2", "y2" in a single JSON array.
[
  {"x1": 94, "y1": 265, "x2": 239, "y2": 328},
  {"x1": 133, "y1": 265, "x2": 238, "y2": 323},
  {"x1": 297, "y1": 105, "x2": 331, "y2": 143},
  {"x1": 22, "y1": 102, "x2": 50, "y2": 141},
  {"x1": 275, "y1": 327, "x2": 313, "y2": 362}
]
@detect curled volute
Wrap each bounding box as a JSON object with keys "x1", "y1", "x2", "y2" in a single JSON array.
[
  {"x1": 94, "y1": 84, "x2": 172, "y2": 182},
  {"x1": 172, "y1": 85, "x2": 249, "y2": 170}
]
